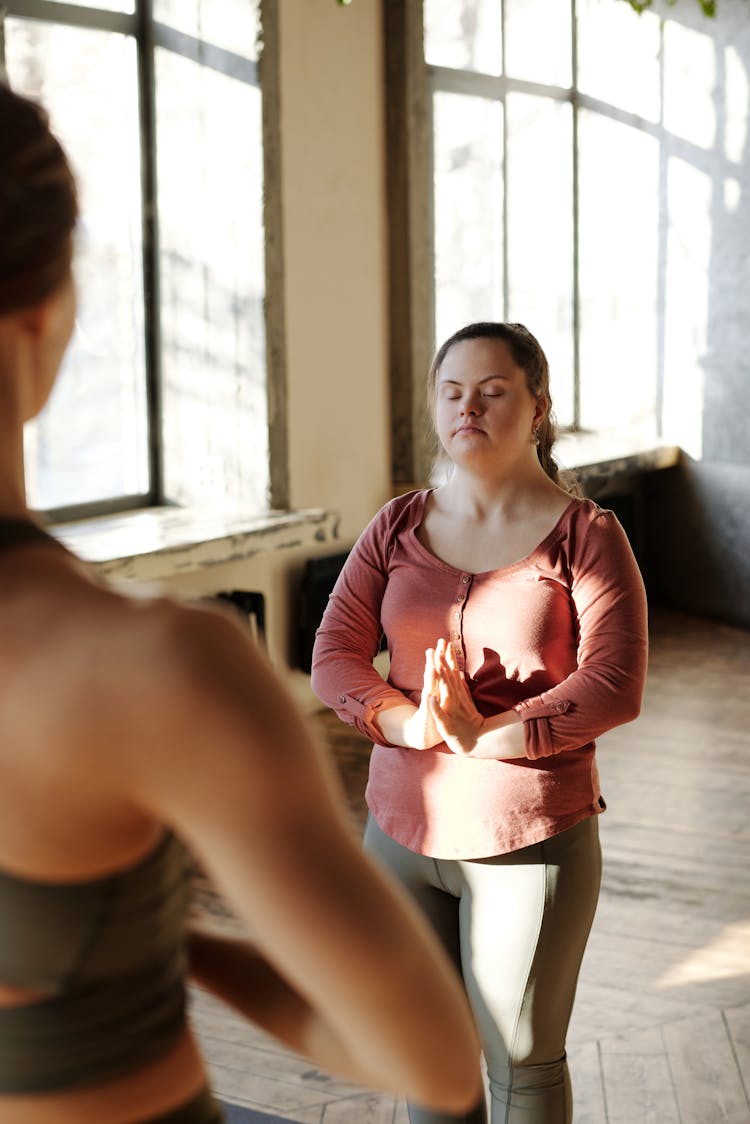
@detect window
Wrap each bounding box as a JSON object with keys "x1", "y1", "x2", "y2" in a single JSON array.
[
  {"x1": 386, "y1": 0, "x2": 741, "y2": 480},
  {"x1": 1, "y1": 0, "x2": 273, "y2": 519}
]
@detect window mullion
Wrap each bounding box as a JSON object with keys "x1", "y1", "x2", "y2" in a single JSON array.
[
  {"x1": 136, "y1": 0, "x2": 164, "y2": 504},
  {"x1": 501, "y1": 0, "x2": 509, "y2": 321},
  {"x1": 571, "y1": 0, "x2": 580, "y2": 431}
]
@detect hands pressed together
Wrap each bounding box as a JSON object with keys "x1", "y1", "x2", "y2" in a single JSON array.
[
  {"x1": 406, "y1": 639, "x2": 484, "y2": 756},
  {"x1": 378, "y1": 639, "x2": 526, "y2": 759}
]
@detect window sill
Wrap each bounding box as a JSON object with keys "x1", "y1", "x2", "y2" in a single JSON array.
[
  {"x1": 554, "y1": 432, "x2": 681, "y2": 485},
  {"x1": 51, "y1": 503, "x2": 340, "y2": 581}
]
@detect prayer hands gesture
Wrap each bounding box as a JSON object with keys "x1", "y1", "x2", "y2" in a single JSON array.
[{"x1": 426, "y1": 639, "x2": 484, "y2": 755}]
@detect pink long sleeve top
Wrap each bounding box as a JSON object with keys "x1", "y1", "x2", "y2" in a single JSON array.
[{"x1": 311, "y1": 490, "x2": 648, "y2": 859}]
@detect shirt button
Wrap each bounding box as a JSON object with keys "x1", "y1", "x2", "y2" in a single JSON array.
[
  {"x1": 457, "y1": 594, "x2": 465, "y2": 602},
  {"x1": 555, "y1": 702, "x2": 566, "y2": 710},
  {"x1": 454, "y1": 611, "x2": 461, "y2": 620},
  {"x1": 461, "y1": 575, "x2": 470, "y2": 584},
  {"x1": 338, "y1": 695, "x2": 346, "y2": 704}
]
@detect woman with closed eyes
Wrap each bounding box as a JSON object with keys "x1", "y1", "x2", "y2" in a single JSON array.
[{"x1": 312, "y1": 321, "x2": 649, "y2": 1123}]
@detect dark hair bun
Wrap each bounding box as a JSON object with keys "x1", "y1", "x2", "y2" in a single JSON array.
[{"x1": 0, "y1": 82, "x2": 78, "y2": 313}]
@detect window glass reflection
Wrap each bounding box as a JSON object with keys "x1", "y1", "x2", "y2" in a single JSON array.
[
  {"x1": 577, "y1": 0, "x2": 660, "y2": 123},
  {"x1": 154, "y1": 0, "x2": 260, "y2": 60},
  {"x1": 578, "y1": 111, "x2": 659, "y2": 436},
  {"x1": 662, "y1": 156, "x2": 712, "y2": 459},
  {"x1": 663, "y1": 21, "x2": 716, "y2": 150},
  {"x1": 506, "y1": 94, "x2": 574, "y2": 425},
  {"x1": 433, "y1": 92, "x2": 504, "y2": 346},
  {"x1": 8, "y1": 19, "x2": 148, "y2": 511},
  {"x1": 156, "y1": 49, "x2": 268, "y2": 510},
  {"x1": 505, "y1": 0, "x2": 571, "y2": 88},
  {"x1": 424, "y1": 0, "x2": 502, "y2": 76}
]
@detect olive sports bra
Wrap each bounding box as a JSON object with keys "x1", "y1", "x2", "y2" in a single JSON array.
[{"x1": 0, "y1": 518, "x2": 194, "y2": 1093}]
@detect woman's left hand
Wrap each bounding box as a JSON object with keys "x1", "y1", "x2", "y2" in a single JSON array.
[{"x1": 428, "y1": 640, "x2": 484, "y2": 755}]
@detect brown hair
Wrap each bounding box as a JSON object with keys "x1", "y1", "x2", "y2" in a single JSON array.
[
  {"x1": 428, "y1": 321, "x2": 574, "y2": 489},
  {"x1": 0, "y1": 82, "x2": 78, "y2": 315}
]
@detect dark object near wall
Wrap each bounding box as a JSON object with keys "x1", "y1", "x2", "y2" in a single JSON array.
[
  {"x1": 297, "y1": 552, "x2": 351, "y2": 673},
  {"x1": 643, "y1": 460, "x2": 750, "y2": 631},
  {"x1": 213, "y1": 590, "x2": 266, "y2": 646}
]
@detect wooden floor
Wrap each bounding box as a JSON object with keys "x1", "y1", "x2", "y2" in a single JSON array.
[{"x1": 189, "y1": 607, "x2": 750, "y2": 1123}]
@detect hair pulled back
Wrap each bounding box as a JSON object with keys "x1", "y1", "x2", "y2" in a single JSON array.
[
  {"x1": 428, "y1": 321, "x2": 569, "y2": 488},
  {"x1": 0, "y1": 82, "x2": 78, "y2": 315}
]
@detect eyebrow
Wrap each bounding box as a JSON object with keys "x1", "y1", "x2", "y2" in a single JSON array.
[{"x1": 438, "y1": 374, "x2": 512, "y2": 385}]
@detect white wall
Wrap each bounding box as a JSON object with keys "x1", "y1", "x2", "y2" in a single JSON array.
[{"x1": 279, "y1": 0, "x2": 392, "y2": 542}]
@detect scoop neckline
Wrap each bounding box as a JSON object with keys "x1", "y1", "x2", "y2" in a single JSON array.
[{"x1": 408, "y1": 489, "x2": 581, "y2": 578}]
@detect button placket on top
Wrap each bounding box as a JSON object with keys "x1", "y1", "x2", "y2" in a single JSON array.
[{"x1": 449, "y1": 573, "x2": 472, "y2": 672}]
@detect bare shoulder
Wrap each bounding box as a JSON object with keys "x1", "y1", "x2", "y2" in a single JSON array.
[{"x1": 87, "y1": 589, "x2": 341, "y2": 818}]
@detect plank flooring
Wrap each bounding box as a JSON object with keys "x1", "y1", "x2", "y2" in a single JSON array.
[{"x1": 189, "y1": 607, "x2": 750, "y2": 1122}]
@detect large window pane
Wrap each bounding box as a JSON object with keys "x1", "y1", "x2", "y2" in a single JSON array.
[
  {"x1": 578, "y1": 111, "x2": 659, "y2": 436},
  {"x1": 433, "y1": 91, "x2": 504, "y2": 347},
  {"x1": 506, "y1": 94, "x2": 574, "y2": 425},
  {"x1": 662, "y1": 156, "x2": 712, "y2": 459},
  {"x1": 424, "y1": 0, "x2": 502, "y2": 76},
  {"x1": 663, "y1": 20, "x2": 716, "y2": 151},
  {"x1": 154, "y1": 0, "x2": 259, "y2": 60},
  {"x1": 156, "y1": 49, "x2": 268, "y2": 510},
  {"x1": 8, "y1": 19, "x2": 149, "y2": 511},
  {"x1": 505, "y1": 0, "x2": 571, "y2": 88},
  {"x1": 577, "y1": 0, "x2": 660, "y2": 124}
]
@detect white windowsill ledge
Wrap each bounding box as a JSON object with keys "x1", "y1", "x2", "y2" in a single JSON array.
[
  {"x1": 555, "y1": 432, "x2": 681, "y2": 482},
  {"x1": 50, "y1": 437, "x2": 680, "y2": 580},
  {"x1": 52, "y1": 504, "x2": 340, "y2": 582}
]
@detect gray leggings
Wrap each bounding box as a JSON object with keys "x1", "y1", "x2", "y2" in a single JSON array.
[{"x1": 364, "y1": 815, "x2": 601, "y2": 1124}]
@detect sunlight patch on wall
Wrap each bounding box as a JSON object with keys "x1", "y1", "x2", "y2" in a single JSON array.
[{"x1": 724, "y1": 44, "x2": 749, "y2": 166}]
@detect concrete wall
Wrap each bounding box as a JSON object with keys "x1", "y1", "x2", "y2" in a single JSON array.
[{"x1": 645, "y1": 0, "x2": 750, "y2": 629}]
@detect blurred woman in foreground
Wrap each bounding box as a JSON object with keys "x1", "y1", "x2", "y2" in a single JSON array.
[{"x1": 0, "y1": 82, "x2": 481, "y2": 1124}]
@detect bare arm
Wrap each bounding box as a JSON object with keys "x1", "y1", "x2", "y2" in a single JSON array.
[
  {"x1": 372, "y1": 651, "x2": 442, "y2": 749},
  {"x1": 119, "y1": 604, "x2": 481, "y2": 1114}
]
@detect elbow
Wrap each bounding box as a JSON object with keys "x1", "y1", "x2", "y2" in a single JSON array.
[
  {"x1": 614, "y1": 690, "x2": 643, "y2": 728},
  {"x1": 309, "y1": 650, "x2": 332, "y2": 709},
  {"x1": 623, "y1": 675, "x2": 646, "y2": 723},
  {"x1": 629, "y1": 696, "x2": 643, "y2": 723},
  {"x1": 410, "y1": 1062, "x2": 483, "y2": 1118}
]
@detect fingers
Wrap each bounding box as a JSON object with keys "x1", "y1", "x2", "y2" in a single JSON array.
[{"x1": 422, "y1": 648, "x2": 436, "y2": 692}]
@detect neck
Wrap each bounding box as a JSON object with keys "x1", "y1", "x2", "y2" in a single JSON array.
[
  {"x1": 0, "y1": 340, "x2": 31, "y2": 520},
  {"x1": 0, "y1": 431, "x2": 28, "y2": 519},
  {"x1": 441, "y1": 452, "x2": 555, "y2": 518}
]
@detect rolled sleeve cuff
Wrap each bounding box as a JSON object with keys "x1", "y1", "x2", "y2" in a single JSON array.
[
  {"x1": 335, "y1": 691, "x2": 407, "y2": 746},
  {"x1": 513, "y1": 697, "x2": 571, "y2": 760}
]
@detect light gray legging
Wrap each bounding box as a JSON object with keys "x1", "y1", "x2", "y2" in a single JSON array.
[{"x1": 364, "y1": 815, "x2": 602, "y2": 1124}]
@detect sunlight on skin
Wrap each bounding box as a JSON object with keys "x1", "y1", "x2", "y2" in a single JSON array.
[{"x1": 655, "y1": 919, "x2": 750, "y2": 988}]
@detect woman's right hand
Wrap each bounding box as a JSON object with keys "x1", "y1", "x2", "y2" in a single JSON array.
[{"x1": 375, "y1": 648, "x2": 443, "y2": 750}]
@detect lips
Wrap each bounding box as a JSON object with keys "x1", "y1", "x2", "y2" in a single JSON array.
[{"x1": 454, "y1": 424, "x2": 485, "y2": 436}]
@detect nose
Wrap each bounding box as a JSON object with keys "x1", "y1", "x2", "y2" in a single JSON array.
[{"x1": 459, "y1": 390, "x2": 483, "y2": 416}]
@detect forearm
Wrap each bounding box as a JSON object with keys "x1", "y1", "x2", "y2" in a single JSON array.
[
  {"x1": 466, "y1": 710, "x2": 526, "y2": 759},
  {"x1": 374, "y1": 702, "x2": 441, "y2": 750},
  {"x1": 188, "y1": 928, "x2": 376, "y2": 1083},
  {"x1": 188, "y1": 923, "x2": 481, "y2": 1109}
]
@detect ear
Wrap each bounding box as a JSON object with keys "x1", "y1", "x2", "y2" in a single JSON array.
[
  {"x1": 532, "y1": 395, "x2": 548, "y2": 428},
  {"x1": 15, "y1": 290, "x2": 60, "y2": 341}
]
